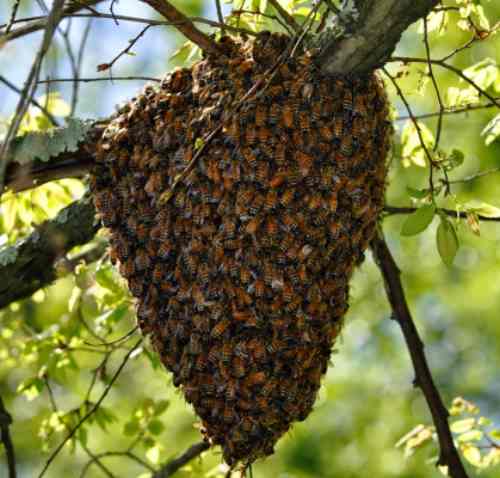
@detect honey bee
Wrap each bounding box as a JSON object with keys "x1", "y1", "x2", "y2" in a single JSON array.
[
  {"x1": 245, "y1": 126, "x2": 257, "y2": 145},
  {"x1": 238, "y1": 58, "x2": 254, "y2": 74},
  {"x1": 221, "y1": 380, "x2": 236, "y2": 402},
  {"x1": 297, "y1": 151, "x2": 313, "y2": 177},
  {"x1": 157, "y1": 241, "x2": 172, "y2": 259},
  {"x1": 282, "y1": 212, "x2": 298, "y2": 232},
  {"x1": 253, "y1": 278, "x2": 265, "y2": 298},
  {"x1": 184, "y1": 253, "x2": 198, "y2": 275},
  {"x1": 343, "y1": 89, "x2": 354, "y2": 112},
  {"x1": 262, "y1": 190, "x2": 278, "y2": 211},
  {"x1": 258, "y1": 126, "x2": 271, "y2": 144},
  {"x1": 235, "y1": 287, "x2": 252, "y2": 307},
  {"x1": 221, "y1": 342, "x2": 232, "y2": 363},
  {"x1": 282, "y1": 103, "x2": 294, "y2": 128},
  {"x1": 188, "y1": 333, "x2": 202, "y2": 355},
  {"x1": 255, "y1": 104, "x2": 267, "y2": 127},
  {"x1": 242, "y1": 147, "x2": 257, "y2": 166},
  {"x1": 340, "y1": 135, "x2": 353, "y2": 157},
  {"x1": 210, "y1": 319, "x2": 231, "y2": 339},
  {"x1": 232, "y1": 357, "x2": 246, "y2": 378},
  {"x1": 265, "y1": 217, "x2": 278, "y2": 236},
  {"x1": 200, "y1": 374, "x2": 216, "y2": 395},
  {"x1": 255, "y1": 161, "x2": 269, "y2": 185},
  {"x1": 128, "y1": 276, "x2": 143, "y2": 297},
  {"x1": 298, "y1": 110, "x2": 310, "y2": 132},
  {"x1": 249, "y1": 193, "x2": 264, "y2": 215},
  {"x1": 319, "y1": 125, "x2": 334, "y2": 142},
  {"x1": 192, "y1": 314, "x2": 210, "y2": 334},
  {"x1": 195, "y1": 354, "x2": 208, "y2": 371}
]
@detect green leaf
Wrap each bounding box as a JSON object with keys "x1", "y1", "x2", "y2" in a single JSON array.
[
  {"x1": 37, "y1": 92, "x2": 71, "y2": 117},
  {"x1": 124, "y1": 420, "x2": 140, "y2": 436},
  {"x1": 401, "y1": 121, "x2": 435, "y2": 167},
  {"x1": 463, "y1": 58, "x2": 498, "y2": 91},
  {"x1": 401, "y1": 205, "x2": 436, "y2": 236},
  {"x1": 406, "y1": 187, "x2": 429, "y2": 200},
  {"x1": 153, "y1": 400, "x2": 169, "y2": 416},
  {"x1": 436, "y1": 217, "x2": 459, "y2": 266},
  {"x1": 148, "y1": 419, "x2": 165, "y2": 436},
  {"x1": 451, "y1": 418, "x2": 475, "y2": 434}
]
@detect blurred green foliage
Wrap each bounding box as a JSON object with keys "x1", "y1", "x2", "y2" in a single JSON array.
[{"x1": 1, "y1": 0, "x2": 500, "y2": 477}]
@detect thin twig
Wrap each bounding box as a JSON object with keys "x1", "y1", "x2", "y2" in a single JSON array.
[
  {"x1": 97, "y1": 25, "x2": 152, "y2": 73},
  {"x1": 37, "y1": 76, "x2": 161, "y2": 83},
  {"x1": 153, "y1": 441, "x2": 210, "y2": 478},
  {"x1": 0, "y1": 0, "x2": 66, "y2": 194},
  {"x1": 370, "y1": 230, "x2": 469, "y2": 478},
  {"x1": 0, "y1": 75, "x2": 59, "y2": 126},
  {"x1": 390, "y1": 56, "x2": 500, "y2": 108},
  {"x1": 382, "y1": 67, "x2": 436, "y2": 192},
  {"x1": 423, "y1": 19, "x2": 444, "y2": 151},
  {"x1": 396, "y1": 99, "x2": 500, "y2": 121},
  {"x1": 71, "y1": 18, "x2": 93, "y2": 115},
  {"x1": 0, "y1": 395, "x2": 17, "y2": 478},
  {"x1": 268, "y1": 0, "x2": 301, "y2": 33},
  {"x1": 139, "y1": 0, "x2": 223, "y2": 56},
  {"x1": 215, "y1": 0, "x2": 226, "y2": 35},
  {"x1": 38, "y1": 339, "x2": 143, "y2": 478},
  {"x1": 5, "y1": 0, "x2": 22, "y2": 34}
]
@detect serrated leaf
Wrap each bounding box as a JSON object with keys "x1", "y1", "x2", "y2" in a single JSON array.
[
  {"x1": 9, "y1": 118, "x2": 93, "y2": 164},
  {"x1": 464, "y1": 199, "x2": 500, "y2": 218},
  {"x1": 437, "y1": 217, "x2": 459, "y2": 266},
  {"x1": 401, "y1": 205, "x2": 436, "y2": 236},
  {"x1": 451, "y1": 418, "x2": 475, "y2": 434}
]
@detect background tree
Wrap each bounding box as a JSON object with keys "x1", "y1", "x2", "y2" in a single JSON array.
[{"x1": 1, "y1": 1, "x2": 500, "y2": 477}]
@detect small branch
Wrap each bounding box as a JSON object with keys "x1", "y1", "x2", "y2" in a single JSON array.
[
  {"x1": 391, "y1": 56, "x2": 500, "y2": 108},
  {"x1": 0, "y1": 196, "x2": 98, "y2": 309},
  {"x1": 37, "y1": 76, "x2": 161, "y2": 84},
  {"x1": 0, "y1": 396, "x2": 16, "y2": 478},
  {"x1": 5, "y1": 0, "x2": 22, "y2": 34},
  {"x1": 97, "y1": 25, "x2": 152, "y2": 72},
  {"x1": 214, "y1": 0, "x2": 226, "y2": 35},
  {"x1": 139, "y1": 0, "x2": 223, "y2": 56},
  {"x1": 153, "y1": 441, "x2": 210, "y2": 478},
  {"x1": 396, "y1": 99, "x2": 500, "y2": 121},
  {"x1": 268, "y1": 0, "x2": 301, "y2": 33},
  {"x1": 370, "y1": 230, "x2": 468, "y2": 478},
  {"x1": 38, "y1": 339, "x2": 143, "y2": 478},
  {"x1": 0, "y1": 0, "x2": 105, "y2": 43},
  {"x1": 384, "y1": 205, "x2": 500, "y2": 223}
]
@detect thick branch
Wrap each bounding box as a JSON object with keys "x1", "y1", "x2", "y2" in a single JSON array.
[
  {"x1": 0, "y1": 396, "x2": 16, "y2": 478},
  {"x1": 0, "y1": 197, "x2": 98, "y2": 309},
  {"x1": 153, "y1": 441, "x2": 210, "y2": 478},
  {"x1": 319, "y1": 0, "x2": 439, "y2": 75},
  {"x1": 370, "y1": 230, "x2": 468, "y2": 478},
  {"x1": 139, "y1": 0, "x2": 223, "y2": 56}
]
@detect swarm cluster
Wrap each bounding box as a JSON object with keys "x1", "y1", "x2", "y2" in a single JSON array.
[{"x1": 90, "y1": 33, "x2": 391, "y2": 465}]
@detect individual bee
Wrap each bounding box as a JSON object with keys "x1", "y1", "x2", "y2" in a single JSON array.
[
  {"x1": 255, "y1": 104, "x2": 267, "y2": 127},
  {"x1": 184, "y1": 253, "x2": 198, "y2": 275},
  {"x1": 296, "y1": 151, "x2": 313, "y2": 177},
  {"x1": 221, "y1": 342, "x2": 232, "y2": 363},
  {"x1": 232, "y1": 357, "x2": 246, "y2": 378},
  {"x1": 258, "y1": 126, "x2": 271, "y2": 144},
  {"x1": 225, "y1": 380, "x2": 237, "y2": 401},
  {"x1": 282, "y1": 102, "x2": 294, "y2": 128},
  {"x1": 245, "y1": 371, "x2": 266, "y2": 388},
  {"x1": 128, "y1": 276, "x2": 143, "y2": 297},
  {"x1": 298, "y1": 110, "x2": 310, "y2": 132},
  {"x1": 266, "y1": 217, "x2": 279, "y2": 236},
  {"x1": 264, "y1": 189, "x2": 278, "y2": 211},
  {"x1": 249, "y1": 193, "x2": 264, "y2": 215},
  {"x1": 319, "y1": 125, "x2": 334, "y2": 142},
  {"x1": 200, "y1": 374, "x2": 216, "y2": 395},
  {"x1": 245, "y1": 125, "x2": 257, "y2": 145},
  {"x1": 188, "y1": 333, "x2": 203, "y2": 355},
  {"x1": 282, "y1": 212, "x2": 298, "y2": 232},
  {"x1": 253, "y1": 278, "x2": 265, "y2": 298},
  {"x1": 255, "y1": 161, "x2": 269, "y2": 185},
  {"x1": 245, "y1": 216, "x2": 261, "y2": 236},
  {"x1": 241, "y1": 147, "x2": 257, "y2": 166},
  {"x1": 211, "y1": 318, "x2": 230, "y2": 339},
  {"x1": 269, "y1": 102, "x2": 280, "y2": 125}
]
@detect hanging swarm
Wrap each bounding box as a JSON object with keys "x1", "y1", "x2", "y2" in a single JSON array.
[{"x1": 90, "y1": 32, "x2": 391, "y2": 466}]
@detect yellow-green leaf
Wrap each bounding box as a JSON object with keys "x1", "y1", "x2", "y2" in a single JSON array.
[
  {"x1": 451, "y1": 418, "x2": 475, "y2": 434},
  {"x1": 401, "y1": 205, "x2": 436, "y2": 236},
  {"x1": 436, "y1": 217, "x2": 459, "y2": 266}
]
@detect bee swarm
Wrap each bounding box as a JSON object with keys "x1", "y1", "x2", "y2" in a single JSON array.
[{"x1": 90, "y1": 33, "x2": 391, "y2": 466}]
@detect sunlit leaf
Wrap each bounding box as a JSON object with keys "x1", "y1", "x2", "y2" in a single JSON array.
[
  {"x1": 481, "y1": 113, "x2": 500, "y2": 146},
  {"x1": 461, "y1": 443, "x2": 482, "y2": 467},
  {"x1": 464, "y1": 199, "x2": 500, "y2": 218},
  {"x1": 451, "y1": 418, "x2": 476, "y2": 434}
]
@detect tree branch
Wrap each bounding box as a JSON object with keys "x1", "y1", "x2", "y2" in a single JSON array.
[
  {"x1": 370, "y1": 230, "x2": 468, "y2": 478},
  {"x1": 0, "y1": 0, "x2": 106, "y2": 44},
  {"x1": 153, "y1": 441, "x2": 210, "y2": 478},
  {"x1": 318, "y1": 0, "x2": 439, "y2": 75},
  {"x1": 0, "y1": 196, "x2": 98, "y2": 309},
  {"x1": 139, "y1": 0, "x2": 223, "y2": 56},
  {"x1": 0, "y1": 395, "x2": 16, "y2": 478}
]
